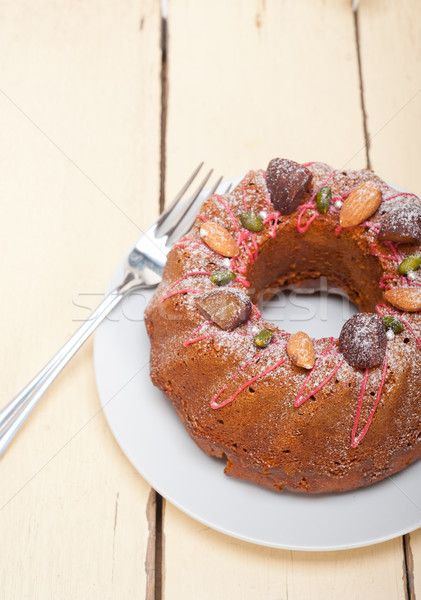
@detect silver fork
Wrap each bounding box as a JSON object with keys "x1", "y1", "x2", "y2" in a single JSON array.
[{"x1": 0, "y1": 164, "x2": 223, "y2": 457}]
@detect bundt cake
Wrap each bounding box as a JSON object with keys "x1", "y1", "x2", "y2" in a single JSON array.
[{"x1": 144, "y1": 158, "x2": 421, "y2": 493}]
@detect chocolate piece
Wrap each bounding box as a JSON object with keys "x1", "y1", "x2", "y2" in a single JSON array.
[
  {"x1": 378, "y1": 199, "x2": 421, "y2": 243},
  {"x1": 146, "y1": 158, "x2": 421, "y2": 494},
  {"x1": 266, "y1": 158, "x2": 313, "y2": 215},
  {"x1": 339, "y1": 313, "x2": 387, "y2": 368},
  {"x1": 195, "y1": 289, "x2": 252, "y2": 330}
]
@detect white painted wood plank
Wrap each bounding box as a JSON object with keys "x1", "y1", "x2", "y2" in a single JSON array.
[
  {"x1": 358, "y1": 1, "x2": 421, "y2": 594},
  {"x1": 164, "y1": 505, "x2": 405, "y2": 600},
  {"x1": 407, "y1": 531, "x2": 420, "y2": 597},
  {"x1": 162, "y1": 0, "x2": 408, "y2": 597},
  {"x1": 359, "y1": 0, "x2": 421, "y2": 194},
  {"x1": 0, "y1": 1, "x2": 161, "y2": 598},
  {"x1": 165, "y1": 0, "x2": 365, "y2": 197}
]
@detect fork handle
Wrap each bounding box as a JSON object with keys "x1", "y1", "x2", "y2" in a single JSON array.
[{"x1": 0, "y1": 285, "x2": 128, "y2": 457}]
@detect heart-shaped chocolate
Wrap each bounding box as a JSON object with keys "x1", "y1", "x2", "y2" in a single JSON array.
[{"x1": 266, "y1": 158, "x2": 313, "y2": 215}]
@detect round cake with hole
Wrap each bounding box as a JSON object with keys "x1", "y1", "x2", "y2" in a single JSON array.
[{"x1": 145, "y1": 158, "x2": 421, "y2": 493}]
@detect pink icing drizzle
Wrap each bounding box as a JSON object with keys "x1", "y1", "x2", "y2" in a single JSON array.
[
  {"x1": 383, "y1": 240, "x2": 403, "y2": 261},
  {"x1": 170, "y1": 166, "x2": 421, "y2": 449},
  {"x1": 370, "y1": 242, "x2": 400, "y2": 262},
  {"x1": 183, "y1": 321, "x2": 251, "y2": 348},
  {"x1": 295, "y1": 169, "x2": 338, "y2": 235},
  {"x1": 173, "y1": 238, "x2": 213, "y2": 255},
  {"x1": 234, "y1": 275, "x2": 250, "y2": 288},
  {"x1": 230, "y1": 254, "x2": 248, "y2": 274},
  {"x1": 263, "y1": 211, "x2": 280, "y2": 238},
  {"x1": 211, "y1": 356, "x2": 289, "y2": 409},
  {"x1": 351, "y1": 354, "x2": 389, "y2": 448},
  {"x1": 215, "y1": 195, "x2": 240, "y2": 234},
  {"x1": 183, "y1": 320, "x2": 214, "y2": 347},
  {"x1": 296, "y1": 207, "x2": 318, "y2": 233},
  {"x1": 161, "y1": 287, "x2": 201, "y2": 301},
  {"x1": 379, "y1": 185, "x2": 420, "y2": 202},
  {"x1": 379, "y1": 274, "x2": 398, "y2": 290},
  {"x1": 294, "y1": 338, "x2": 340, "y2": 407},
  {"x1": 160, "y1": 271, "x2": 211, "y2": 302},
  {"x1": 295, "y1": 357, "x2": 344, "y2": 407},
  {"x1": 362, "y1": 220, "x2": 381, "y2": 234}
]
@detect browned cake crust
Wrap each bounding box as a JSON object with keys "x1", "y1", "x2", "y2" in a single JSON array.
[{"x1": 144, "y1": 160, "x2": 421, "y2": 493}]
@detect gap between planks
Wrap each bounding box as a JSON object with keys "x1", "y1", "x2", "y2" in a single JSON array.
[
  {"x1": 145, "y1": 490, "x2": 164, "y2": 600},
  {"x1": 159, "y1": 12, "x2": 169, "y2": 214},
  {"x1": 150, "y1": 5, "x2": 415, "y2": 600},
  {"x1": 352, "y1": 6, "x2": 415, "y2": 600},
  {"x1": 353, "y1": 2, "x2": 371, "y2": 170},
  {"x1": 353, "y1": 5, "x2": 415, "y2": 596},
  {"x1": 403, "y1": 534, "x2": 416, "y2": 600},
  {"x1": 148, "y1": 6, "x2": 168, "y2": 599}
]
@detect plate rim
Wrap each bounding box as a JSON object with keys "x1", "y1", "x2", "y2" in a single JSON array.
[{"x1": 93, "y1": 176, "x2": 421, "y2": 551}]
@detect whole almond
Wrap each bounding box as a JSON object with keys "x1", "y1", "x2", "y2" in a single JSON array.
[
  {"x1": 200, "y1": 221, "x2": 239, "y2": 257},
  {"x1": 384, "y1": 287, "x2": 421, "y2": 312},
  {"x1": 339, "y1": 181, "x2": 382, "y2": 228},
  {"x1": 287, "y1": 331, "x2": 315, "y2": 369}
]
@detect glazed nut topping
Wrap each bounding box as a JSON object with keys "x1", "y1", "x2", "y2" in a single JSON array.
[
  {"x1": 384, "y1": 287, "x2": 421, "y2": 312},
  {"x1": 240, "y1": 210, "x2": 263, "y2": 232},
  {"x1": 195, "y1": 289, "x2": 252, "y2": 331},
  {"x1": 210, "y1": 270, "x2": 236, "y2": 286},
  {"x1": 397, "y1": 254, "x2": 421, "y2": 276},
  {"x1": 339, "y1": 181, "x2": 382, "y2": 228},
  {"x1": 378, "y1": 199, "x2": 421, "y2": 244},
  {"x1": 200, "y1": 221, "x2": 239, "y2": 257},
  {"x1": 287, "y1": 331, "x2": 315, "y2": 369},
  {"x1": 383, "y1": 315, "x2": 404, "y2": 334},
  {"x1": 316, "y1": 185, "x2": 332, "y2": 214}
]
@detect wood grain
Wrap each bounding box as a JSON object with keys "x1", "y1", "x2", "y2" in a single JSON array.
[
  {"x1": 164, "y1": 505, "x2": 405, "y2": 600},
  {"x1": 1, "y1": 0, "x2": 420, "y2": 596},
  {"x1": 162, "y1": 0, "x2": 418, "y2": 597},
  {"x1": 165, "y1": 0, "x2": 365, "y2": 198},
  {"x1": 358, "y1": 1, "x2": 421, "y2": 595},
  {"x1": 358, "y1": 0, "x2": 421, "y2": 194},
  {"x1": 0, "y1": 1, "x2": 161, "y2": 598}
]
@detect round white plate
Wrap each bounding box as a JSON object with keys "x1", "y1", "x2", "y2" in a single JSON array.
[{"x1": 94, "y1": 179, "x2": 421, "y2": 551}]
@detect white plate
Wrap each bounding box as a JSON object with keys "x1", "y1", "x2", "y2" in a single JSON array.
[{"x1": 93, "y1": 179, "x2": 421, "y2": 551}]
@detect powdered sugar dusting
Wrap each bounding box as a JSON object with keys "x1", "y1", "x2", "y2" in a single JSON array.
[
  {"x1": 146, "y1": 158, "x2": 421, "y2": 478},
  {"x1": 339, "y1": 313, "x2": 387, "y2": 369}
]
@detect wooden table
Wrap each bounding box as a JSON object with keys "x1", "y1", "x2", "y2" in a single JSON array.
[{"x1": 1, "y1": 1, "x2": 420, "y2": 597}]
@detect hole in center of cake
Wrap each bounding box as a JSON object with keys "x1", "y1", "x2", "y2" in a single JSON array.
[{"x1": 259, "y1": 276, "x2": 359, "y2": 338}]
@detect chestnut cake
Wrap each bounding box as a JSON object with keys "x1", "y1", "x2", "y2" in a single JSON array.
[{"x1": 144, "y1": 158, "x2": 421, "y2": 494}]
